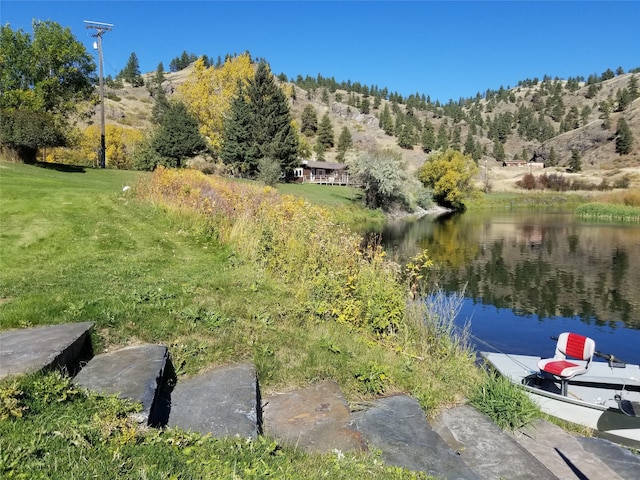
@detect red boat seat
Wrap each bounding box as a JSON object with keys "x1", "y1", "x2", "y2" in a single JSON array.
[{"x1": 537, "y1": 332, "x2": 595, "y2": 396}]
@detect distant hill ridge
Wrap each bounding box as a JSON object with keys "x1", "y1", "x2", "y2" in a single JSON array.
[{"x1": 92, "y1": 62, "x2": 640, "y2": 184}]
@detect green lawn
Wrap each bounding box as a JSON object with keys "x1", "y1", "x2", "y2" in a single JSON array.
[{"x1": 0, "y1": 162, "x2": 478, "y2": 479}]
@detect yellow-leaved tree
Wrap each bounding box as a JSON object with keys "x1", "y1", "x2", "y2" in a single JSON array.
[
  {"x1": 178, "y1": 54, "x2": 254, "y2": 152},
  {"x1": 82, "y1": 125, "x2": 144, "y2": 169}
]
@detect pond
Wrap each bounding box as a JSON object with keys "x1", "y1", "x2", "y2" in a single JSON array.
[{"x1": 379, "y1": 211, "x2": 640, "y2": 366}]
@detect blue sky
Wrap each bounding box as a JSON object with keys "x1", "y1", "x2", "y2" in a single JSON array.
[{"x1": 3, "y1": 1, "x2": 639, "y2": 103}]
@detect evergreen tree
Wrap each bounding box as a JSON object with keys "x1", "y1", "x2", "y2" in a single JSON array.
[
  {"x1": 629, "y1": 75, "x2": 639, "y2": 100},
  {"x1": 421, "y1": 120, "x2": 436, "y2": 153},
  {"x1": 321, "y1": 88, "x2": 330, "y2": 105},
  {"x1": 472, "y1": 140, "x2": 483, "y2": 163},
  {"x1": 151, "y1": 101, "x2": 207, "y2": 168},
  {"x1": 615, "y1": 88, "x2": 631, "y2": 111},
  {"x1": 360, "y1": 97, "x2": 371, "y2": 114},
  {"x1": 599, "y1": 101, "x2": 612, "y2": 129},
  {"x1": 316, "y1": 112, "x2": 335, "y2": 151},
  {"x1": 300, "y1": 104, "x2": 318, "y2": 136},
  {"x1": 151, "y1": 62, "x2": 170, "y2": 123},
  {"x1": 492, "y1": 141, "x2": 505, "y2": 162},
  {"x1": 547, "y1": 147, "x2": 557, "y2": 166},
  {"x1": 379, "y1": 104, "x2": 394, "y2": 135},
  {"x1": 336, "y1": 126, "x2": 353, "y2": 162},
  {"x1": 569, "y1": 149, "x2": 582, "y2": 172},
  {"x1": 615, "y1": 118, "x2": 633, "y2": 155},
  {"x1": 451, "y1": 126, "x2": 461, "y2": 150},
  {"x1": 314, "y1": 139, "x2": 326, "y2": 160},
  {"x1": 120, "y1": 52, "x2": 144, "y2": 87},
  {"x1": 246, "y1": 62, "x2": 299, "y2": 177},
  {"x1": 221, "y1": 85, "x2": 252, "y2": 175},
  {"x1": 397, "y1": 123, "x2": 415, "y2": 149},
  {"x1": 463, "y1": 132, "x2": 475, "y2": 156},
  {"x1": 436, "y1": 124, "x2": 449, "y2": 150}
]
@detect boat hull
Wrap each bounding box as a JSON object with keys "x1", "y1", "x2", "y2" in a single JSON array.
[{"x1": 480, "y1": 352, "x2": 640, "y2": 448}]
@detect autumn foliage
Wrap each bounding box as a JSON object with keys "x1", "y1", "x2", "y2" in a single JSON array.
[
  {"x1": 136, "y1": 167, "x2": 405, "y2": 335},
  {"x1": 178, "y1": 55, "x2": 254, "y2": 151}
]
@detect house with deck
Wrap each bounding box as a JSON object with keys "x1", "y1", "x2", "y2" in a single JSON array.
[{"x1": 293, "y1": 160, "x2": 353, "y2": 185}]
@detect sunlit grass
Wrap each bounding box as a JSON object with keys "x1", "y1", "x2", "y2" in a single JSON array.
[{"x1": 1, "y1": 161, "x2": 484, "y2": 478}]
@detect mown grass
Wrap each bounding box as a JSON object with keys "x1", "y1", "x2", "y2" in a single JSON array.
[{"x1": 1, "y1": 161, "x2": 479, "y2": 478}]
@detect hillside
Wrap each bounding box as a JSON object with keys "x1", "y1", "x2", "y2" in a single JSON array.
[{"x1": 87, "y1": 64, "x2": 640, "y2": 190}]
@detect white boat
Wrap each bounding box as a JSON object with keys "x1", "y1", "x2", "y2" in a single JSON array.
[{"x1": 480, "y1": 333, "x2": 640, "y2": 448}]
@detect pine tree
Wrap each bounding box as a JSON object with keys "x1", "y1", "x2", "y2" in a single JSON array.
[
  {"x1": 379, "y1": 104, "x2": 394, "y2": 135},
  {"x1": 301, "y1": 104, "x2": 318, "y2": 137},
  {"x1": 492, "y1": 141, "x2": 505, "y2": 162},
  {"x1": 463, "y1": 132, "x2": 475, "y2": 156},
  {"x1": 221, "y1": 85, "x2": 252, "y2": 175},
  {"x1": 615, "y1": 118, "x2": 633, "y2": 155},
  {"x1": 569, "y1": 149, "x2": 582, "y2": 172},
  {"x1": 421, "y1": 120, "x2": 436, "y2": 153},
  {"x1": 629, "y1": 75, "x2": 639, "y2": 100},
  {"x1": 246, "y1": 62, "x2": 298, "y2": 177},
  {"x1": 360, "y1": 97, "x2": 370, "y2": 114},
  {"x1": 336, "y1": 126, "x2": 353, "y2": 162},
  {"x1": 151, "y1": 62, "x2": 170, "y2": 123},
  {"x1": 547, "y1": 147, "x2": 557, "y2": 166},
  {"x1": 397, "y1": 123, "x2": 414, "y2": 149},
  {"x1": 120, "y1": 52, "x2": 144, "y2": 87},
  {"x1": 151, "y1": 101, "x2": 207, "y2": 168},
  {"x1": 316, "y1": 112, "x2": 335, "y2": 150},
  {"x1": 436, "y1": 124, "x2": 449, "y2": 150}
]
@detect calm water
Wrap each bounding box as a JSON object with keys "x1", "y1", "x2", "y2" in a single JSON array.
[{"x1": 380, "y1": 211, "x2": 640, "y2": 365}]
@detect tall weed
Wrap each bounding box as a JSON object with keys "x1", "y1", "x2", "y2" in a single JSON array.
[{"x1": 136, "y1": 168, "x2": 405, "y2": 335}]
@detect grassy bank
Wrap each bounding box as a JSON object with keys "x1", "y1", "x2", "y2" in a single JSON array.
[
  {"x1": 467, "y1": 191, "x2": 589, "y2": 211},
  {"x1": 1, "y1": 162, "x2": 479, "y2": 478}
]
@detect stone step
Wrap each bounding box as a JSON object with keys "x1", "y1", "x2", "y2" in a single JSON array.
[
  {"x1": 431, "y1": 404, "x2": 558, "y2": 480},
  {"x1": 73, "y1": 344, "x2": 169, "y2": 425},
  {"x1": 167, "y1": 362, "x2": 259, "y2": 439},
  {"x1": 576, "y1": 436, "x2": 640, "y2": 480},
  {"x1": 352, "y1": 395, "x2": 480, "y2": 479},
  {"x1": 510, "y1": 418, "x2": 626, "y2": 480},
  {"x1": 262, "y1": 380, "x2": 367, "y2": 454},
  {"x1": 0, "y1": 321, "x2": 94, "y2": 379}
]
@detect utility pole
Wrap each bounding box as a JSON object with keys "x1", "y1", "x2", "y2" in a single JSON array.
[{"x1": 84, "y1": 20, "x2": 113, "y2": 169}]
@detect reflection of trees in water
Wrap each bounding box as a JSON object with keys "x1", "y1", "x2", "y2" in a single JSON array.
[{"x1": 382, "y1": 213, "x2": 640, "y2": 330}]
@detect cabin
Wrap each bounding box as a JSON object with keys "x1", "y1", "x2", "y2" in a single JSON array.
[
  {"x1": 502, "y1": 160, "x2": 545, "y2": 168},
  {"x1": 293, "y1": 160, "x2": 353, "y2": 185}
]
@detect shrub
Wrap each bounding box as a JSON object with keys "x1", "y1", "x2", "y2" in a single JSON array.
[{"x1": 515, "y1": 172, "x2": 537, "y2": 190}]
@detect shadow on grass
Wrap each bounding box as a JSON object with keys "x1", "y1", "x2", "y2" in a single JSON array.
[{"x1": 34, "y1": 161, "x2": 87, "y2": 173}]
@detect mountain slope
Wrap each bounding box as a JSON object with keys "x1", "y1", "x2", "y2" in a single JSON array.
[{"x1": 89, "y1": 65, "x2": 640, "y2": 190}]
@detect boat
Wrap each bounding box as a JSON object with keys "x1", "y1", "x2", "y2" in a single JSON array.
[{"x1": 480, "y1": 332, "x2": 640, "y2": 448}]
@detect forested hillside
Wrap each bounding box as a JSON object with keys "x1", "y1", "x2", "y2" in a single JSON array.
[{"x1": 83, "y1": 55, "x2": 639, "y2": 186}]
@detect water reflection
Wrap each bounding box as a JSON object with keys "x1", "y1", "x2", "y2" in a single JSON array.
[{"x1": 381, "y1": 211, "x2": 640, "y2": 331}]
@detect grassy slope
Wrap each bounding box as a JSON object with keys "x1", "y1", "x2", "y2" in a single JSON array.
[{"x1": 1, "y1": 162, "x2": 484, "y2": 478}]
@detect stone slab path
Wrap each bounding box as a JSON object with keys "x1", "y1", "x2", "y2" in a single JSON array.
[
  {"x1": 352, "y1": 395, "x2": 480, "y2": 480},
  {"x1": 167, "y1": 362, "x2": 259, "y2": 439},
  {"x1": 431, "y1": 404, "x2": 557, "y2": 480},
  {"x1": 73, "y1": 344, "x2": 169, "y2": 424},
  {"x1": 510, "y1": 418, "x2": 625, "y2": 480},
  {"x1": 262, "y1": 380, "x2": 366, "y2": 453},
  {"x1": 4, "y1": 322, "x2": 640, "y2": 479},
  {"x1": 0, "y1": 321, "x2": 93, "y2": 379}
]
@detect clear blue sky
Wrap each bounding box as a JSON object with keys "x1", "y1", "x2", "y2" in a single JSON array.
[{"x1": 3, "y1": 1, "x2": 639, "y2": 103}]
